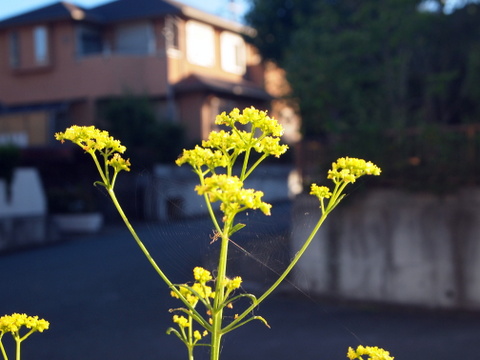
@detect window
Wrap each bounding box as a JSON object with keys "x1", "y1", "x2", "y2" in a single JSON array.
[
  {"x1": 165, "y1": 16, "x2": 180, "y2": 50},
  {"x1": 115, "y1": 22, "x2": 155, "y2": 55},
  {"x1": 186, "y1": 21, "x2": 215, "y2": 67},
  {"x1": 9, "y1": 31, "x2": 20, "y2": 67},
  {"x1": 77, "y1": 25, "x2": 103, "y2": 56},
  {"x1": 33, "y1": 26, "x2": 49, "y2": 65},
  {"x1": 220, "y1": 32, "x2": 246, "y2": 74}
]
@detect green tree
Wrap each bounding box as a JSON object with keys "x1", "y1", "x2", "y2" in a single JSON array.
[
  {"x1": 246, "y1": 0, "x2": 480, "y2": 189},
  {"x1": 101, "y1": 94, "x2": 185, "y2": 167}
]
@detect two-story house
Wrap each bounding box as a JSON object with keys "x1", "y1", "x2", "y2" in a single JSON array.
[{"x1": 0, "y1": 0, "x2": 279, "y2": 148}]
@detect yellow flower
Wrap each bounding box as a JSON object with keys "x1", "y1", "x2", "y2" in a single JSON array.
[
  {"x1": 55, "y1": 126, "x2": 131, "y2": 176},
  {"x1": 193, "y1": 330, "x2": 202, "y2": 340},
  {"x1": 224, "y1": 276, "x2": 242, "y2": 291},
  {"x1": 193, "y1": 267, "x2": 213, "y2": 284},
  {"x1": 172, "y1": 315, "x2": 189, "y2": 328},
  {"x1": 195, "y1": 174, "x2": 271, "y2": 217},
  {"x1": 191, "y1": 282, "x2": 214, "y2": 300},
  {"x1": 107, "y1": 153, "x2": 131, "y2": 172},
  {"x1": 55, "y1": 125, "x2": 126, "y2": 154},
  {"x1": 178, "y1": 107, "x2": 287, "y2": 174},
  {"x1": 328, "y1": 157, "x2": 381, "y2": 184},
  {"x1": 310, "y1": 184, "x2": 332, "y2": 199},
  {"x1": 346, "y1": 345, "x2": 394, "y2": 360},
  {"x1": 215, "y1": 107, "x2": 285, "y2": 137},
  {"x1": 0, "y1": 313, "x2": 50, "y2": 334},
  {"x1": 254, "y1": 136, "x2": 288, "y2": 158},
  {"x1": 176, "y1": 145, "x2": 228, "y2": 170},
  {"x1": 171, "y1": 285, "x2": 199, "y2": 306}
]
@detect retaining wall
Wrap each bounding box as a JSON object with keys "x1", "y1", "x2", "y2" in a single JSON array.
[{"x1": 291, "y1": 189, "x2": 480, "y2": 310}]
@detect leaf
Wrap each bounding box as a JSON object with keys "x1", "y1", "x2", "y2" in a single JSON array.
[{"x1": 228, "y1": 223, "x2": 246, "y2": 237}]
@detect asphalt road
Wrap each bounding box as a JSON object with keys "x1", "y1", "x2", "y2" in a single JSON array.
[{"x1": 1, "y1": 201, "x2": 480, "y2": 360}]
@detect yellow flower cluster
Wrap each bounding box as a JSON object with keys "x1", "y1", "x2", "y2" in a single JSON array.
[
  {"x1": 309, "y1": 184, "x2": 332, "y2": 199},
  {"x1": 55, "y1": 125, "x2": 130, "y2": 172},
  {"x1": 253, "y1": 135, "x2": 288, "y2": 158},
  {"x1": 177, "y1": 108, "x2": 288, "y2": 170},
  {"x1": 347, "y1": 345, "x2": 394, "y2": 360},
  {"x1": 172, "y1": 315, "x2": 189, "y2": 328},
  {"x1": 194, "y1": 330, "x2": 206, "y2": 341},
  {"x1": 176, "y1": 107, "x2": 288, "y2": 222},
  {"x1": 193, "y1": 266, "x2": 213, "y2": 284},
  {"x1": 215, "y1": 107, "x2": 285, "y2": 137},
  {"x1": 195, "y1": 174, "x2": 271, "y2": 217},
  {"x1": 55, "y1": 125, "x2": 125, "y2": 154},
  {"x1": 223, "y1": 276, "x2": 242, "y2": 291},
  {"x1": 202, "y1": 130, "x2": 247, "y2": 154},
  {"x1": 171, "y1": 283, "x2": 215, "y2": 307},
  {"x1": 171, "y1": 267, "x2": 215, "y2": 307},
  {"x1": 328, "y1": 157, "x2": 381, "y2": 184},
  {"x1": 0, "y1": 313, "x2": 49, "y2": 334},
  {"x1": 176, "y1": 145, "x2": 228, "y2": 170}
]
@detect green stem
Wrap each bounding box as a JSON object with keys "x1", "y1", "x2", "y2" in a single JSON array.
[
  {"x1": 210, "y1": 220, "x2": 232, "y2": 360},
  {"x1": 223, "y1": 212, "x2": 328, "y2": 334},
  {"x1": 106, "y1": 188, "x2": 206, "y2": 325},
  {"x1": 107, "y1": 188, "x2": 173, "y2": 287},
  {"x1": 188, "y1": 317, "x2": 194, "y2": 360},
  {"x1": 196, "y1": 169, "x2": 222, "y2": 237},
  {"x1": 243, "y1": 153, "x2": 267, "y2": 181},
  {"x1": 0, "y1": 337, "x2": 8, "y2": 360},
  {"x1": 90, "y1": 152, "x2": 109, "y2": 186},
  {"x1": 15, "y1": 338, "x2": 20, "y2": 360},
  {"x1": 240, "y1": 139, "x2": 253, "y2": 180}
]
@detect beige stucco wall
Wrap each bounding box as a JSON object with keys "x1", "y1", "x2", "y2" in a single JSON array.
[{"x1": 0, "y1": 21, "x2": 169, "y2": 105}]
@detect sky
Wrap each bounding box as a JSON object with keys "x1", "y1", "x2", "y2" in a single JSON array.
[
  {"x1": 0, "y1": 0, "x2": 477, "y2": 23},
  {"x1": 0, "y1": 0, "x2": 251, "y2": 22}
]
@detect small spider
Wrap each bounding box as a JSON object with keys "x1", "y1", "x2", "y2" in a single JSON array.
[{"x1": 209, "y1": 230, "x2": 221, "y2": 244}]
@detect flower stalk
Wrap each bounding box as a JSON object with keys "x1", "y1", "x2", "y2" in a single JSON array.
[
  {"x1": 0, "y1": 313, "x2": 49, "y2": 360},
  {"x1": 56, "y1": 107, "x2": 383, "y2": 360}
]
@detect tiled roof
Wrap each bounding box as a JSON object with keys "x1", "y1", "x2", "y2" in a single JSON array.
[
  {"x1": 0, "y1": 0, "x2": 250, "y2": 34},
  {"x1": 174, "y1": 74, "x2": 272, "y2": 101},
  {"x1": 0, "y1": 2, "x2": 102, "y2": 28},
  {"x1": 92, "y1": 0, "x2": 182, "y2": 23}
]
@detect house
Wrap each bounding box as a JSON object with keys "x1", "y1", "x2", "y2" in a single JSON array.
[{"x1": 0, "y1": 0, "x2": 288, "y2": 148}]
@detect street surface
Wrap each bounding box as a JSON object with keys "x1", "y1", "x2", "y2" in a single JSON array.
[{"x1": 1, "y1": 202, "x2": 479, "y2": 359}]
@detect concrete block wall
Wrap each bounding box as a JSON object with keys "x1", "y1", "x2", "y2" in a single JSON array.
[
  {"x1": 145, "y1": 165, "x2": 293, "y2": 221},
  {"x1": 291, "y1": 189, "x2": 480, "y2": 310}
]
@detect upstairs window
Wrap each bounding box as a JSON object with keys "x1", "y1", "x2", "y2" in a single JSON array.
[
  {"x1": 9, "y1": 31, "x2": 20, "y2": 67},
  {"x1": 186, "y1": 21, "x2": 215, "y2": 67},
  {"x1": 165, "y1": 16, "x2": 180, "y2": 50},
  {"x1": 77, "y1": 24, "x2": 103, "y2": 56},
  {"x1": 115, "y1": 22, "x2": 155, "y2": 55},
  {"x1": 33, "y1": 26, "x2": 49, "y2": 65},
  {"x1": 220, "y1": 32, "x2": 246, "y2": 75}
]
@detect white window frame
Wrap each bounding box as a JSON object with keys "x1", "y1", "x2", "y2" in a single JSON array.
[
  {"x1": 220, "y1": 31, "x2": 246, "y2": 75},
  {"x1": 186, "y1": 20, "x2": 215, "y2": 67},
  {"x1": 33, "y1": 25, "x2": 49, "y2": 65}
]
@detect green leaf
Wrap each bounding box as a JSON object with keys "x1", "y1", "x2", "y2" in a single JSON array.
[{"x1": 228, "y1": 223, "x2": 246, "y2": 237}]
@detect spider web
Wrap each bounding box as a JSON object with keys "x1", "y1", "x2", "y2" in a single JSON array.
[
  {"x1": 129, "y1": 170, "x2": 365, "y2": 345},
  {"x1": 124, "y1": 170, "x2": 299, "y2": 288}
]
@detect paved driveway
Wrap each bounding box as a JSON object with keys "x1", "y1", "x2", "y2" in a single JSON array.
[{"x1": 1, "y1": 202, "x2": 479, "y2": 359}]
